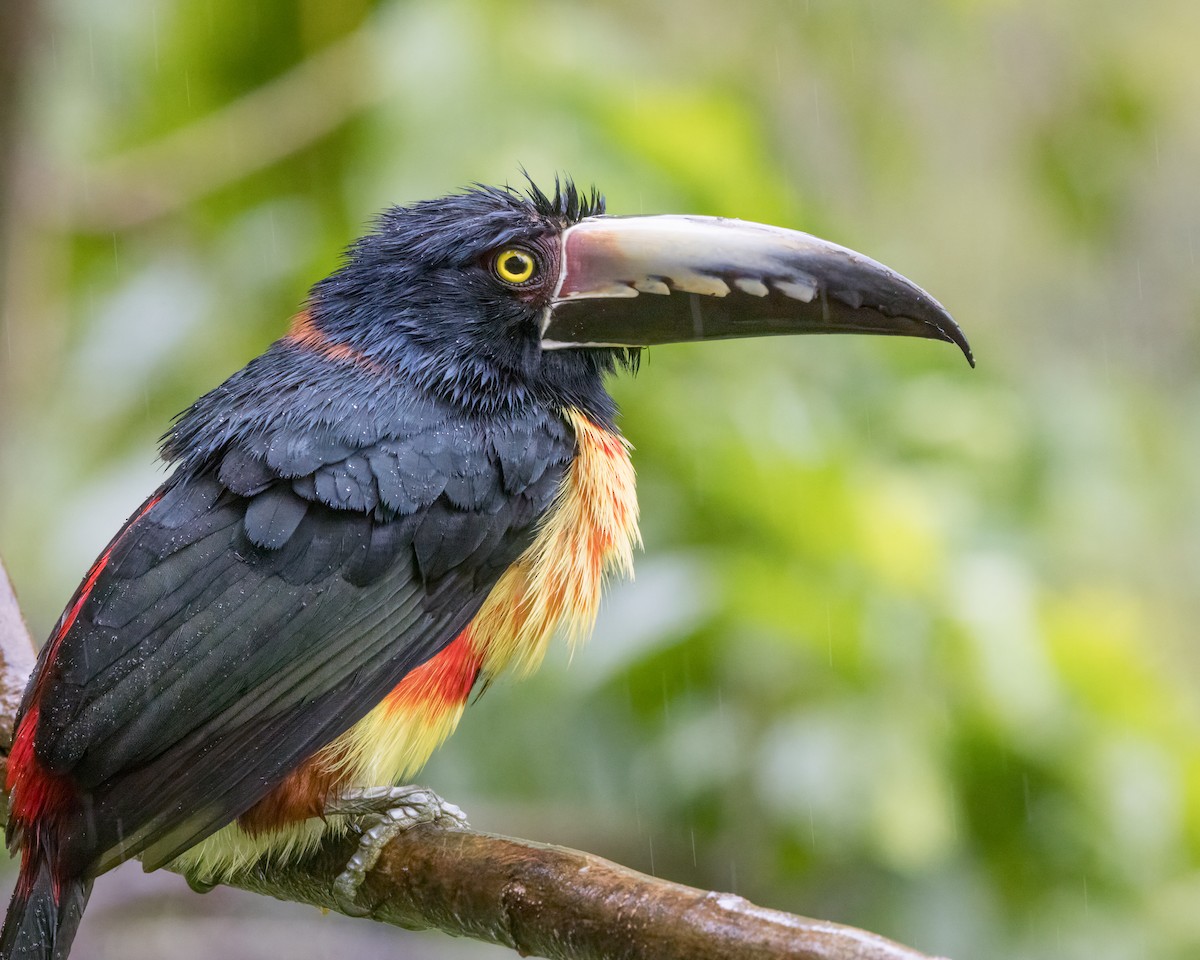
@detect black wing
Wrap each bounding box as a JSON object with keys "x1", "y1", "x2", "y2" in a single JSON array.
[{"x1": 21, "y1": 355, "x2": 573, "y2": 877}]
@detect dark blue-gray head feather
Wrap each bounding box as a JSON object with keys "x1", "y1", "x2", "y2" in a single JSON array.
[{"x1": 165, "y1": 179, "x2": 633, "y2": 471}]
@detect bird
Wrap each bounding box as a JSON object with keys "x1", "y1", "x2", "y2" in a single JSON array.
[{"x1": 0, "y1": 177, "x2": 971, "y2": 959}]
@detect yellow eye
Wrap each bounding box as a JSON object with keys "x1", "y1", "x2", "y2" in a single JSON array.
[{"x1": 493, "y1": 248, "x2": 537, "y2": 285}]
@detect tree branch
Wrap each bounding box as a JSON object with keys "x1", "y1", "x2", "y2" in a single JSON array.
[
  {"x1": 0, "y1": 560, "x2": 34, "y2": 753},
  {"x1": 0, "y1": 555, "x2": 946, "y2": 960}
]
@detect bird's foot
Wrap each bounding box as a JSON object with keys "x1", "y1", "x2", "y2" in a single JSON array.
[{"x1": 328, "y1": 785, "x2": 468, "y2": 916}]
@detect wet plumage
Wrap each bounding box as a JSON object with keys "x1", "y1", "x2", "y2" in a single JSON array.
[{"x1": 1, "y1": 178, "x2": 968, "y2": 960}]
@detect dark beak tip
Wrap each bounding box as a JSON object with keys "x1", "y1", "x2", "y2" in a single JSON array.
[
  {"x1": 938, "y1": 315, "x2": 975, "y2": 368},
  {"x1": 910, "y1": 295, "x2": 973, "y2": 368},
  {"x1": 939, "y1": 323, "x2": 975, "y2": 368}
]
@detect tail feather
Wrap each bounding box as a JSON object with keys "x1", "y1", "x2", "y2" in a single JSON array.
[{"x1": 0, "y1": 845, "x2": 92, "y2": 960}]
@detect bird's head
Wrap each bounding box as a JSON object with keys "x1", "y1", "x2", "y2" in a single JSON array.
[{"x1": 306, "y1": 177, "x2": 971, "y2": 418}]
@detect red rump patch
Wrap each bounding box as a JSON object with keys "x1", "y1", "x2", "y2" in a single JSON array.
[
  {"x1": 7, "y1": 707, "x2": 75, "y2": 836},
  {"x1": 7, "y1": 705, "x2": 75, "y2": 900},
  {"x1": 386, "y1": 629, "x2": 483, "y2": 712},
  {"x1": 7, "y1": 492, "x2": 164, "y2": 844}
]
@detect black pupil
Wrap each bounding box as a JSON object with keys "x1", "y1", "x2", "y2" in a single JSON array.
[{"x1": 504, "y1": 253, "x2": 527, "y2": 276}]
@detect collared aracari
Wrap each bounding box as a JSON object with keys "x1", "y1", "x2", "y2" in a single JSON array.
[{"x1": 0, "y1": 179, "x2": 970, "y2": 959}]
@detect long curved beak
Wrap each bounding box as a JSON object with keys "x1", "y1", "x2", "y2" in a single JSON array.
[{"x1": 542, "y1": 215, "x2": 973, "y2": 366}]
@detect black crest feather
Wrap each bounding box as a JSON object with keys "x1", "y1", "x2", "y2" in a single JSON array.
[{"x1": 521, "y1": 172, "x2": 605, "y2": 224}]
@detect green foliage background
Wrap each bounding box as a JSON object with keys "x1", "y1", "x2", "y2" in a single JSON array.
[{"x1": 2, "y1": 1, "x2": 1199, "y2": 958}]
